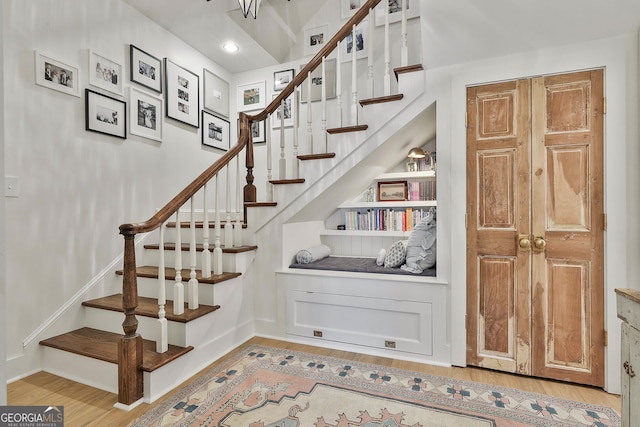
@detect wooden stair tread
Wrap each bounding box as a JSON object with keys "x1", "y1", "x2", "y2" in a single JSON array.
[
  {"x1": 166, "y1": 221, "x2": 246, "y2": 229},
  {"x1": 326, "y1": 125, "x2": 368, "y2": 134},
  {"x1": 245, "y1": 202, "x2": 277, "y2": 208},
  {"x1": 39, "y1": 327, "x2": 193, "y2": 372},
  {"x1": 116, "y1": 266, "x2": 241, "y2": 285},
  {"x1": 269, "y1": 178, "x2": 305, "y2": 185},
  {"x1": 144, "y1": 243, "x2": 257, "y2": 254},
  {"x1": 82, "y1": 294, "x2": 220, "y2": 323},
  {"x1": 394, "y1": 64, "x2": 424, "y2": 80},
  {"x1": 359, "y1": 94, "x2": 404, "y2": 106},
  {"x1": 297, "y1": 153, "x2": 336, "y2": 161}
]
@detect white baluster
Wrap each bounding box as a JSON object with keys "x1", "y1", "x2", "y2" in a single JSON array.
[
  {"x1": 225, "y1": 165, "x2": 233, "y2": 247},
  {"x1": 202, "y1": 183, "x2": 211, "y2": 277},
  {"x1": 336, "y1": 41, "x2": 342, "y2": 127},
  {"x1": 279, "y1": 99, "x2": 286, "y2": 179},
  {"x1": 293, "y1": 90, "x2": 299, "y2": 179},
  {"x1": 188, "y1": 197, "x2": 198, "y2": 310},
  {"x1": 173, "y1": 209, "x2": 184, "y2": 315},
  {"x1": 321, "y1": 56, "x2": 327, "y2": 153},
  {"x1": 307, "y1": 71, "x2": 313, "y2": 153},
  {"x1": 384, "y1": 3, "x2": 391, "y2": 96},
  {"x1": 213, "y1": 174, "x2": 223, "y2": 275},
  {"x1": 351, "y1": 24, "x2": 358, "y2": 125},
  {"x1": 157, "y1": 223, "x2": 168, "y2": 352},
  {"x1": 367, "y1": 8, "x2": 374, "y2": 98},
  {"x1": 234, "y1": 155, "x2": 243, "y2": 246},
  {"x1": 401, "y1": 0, "x2": 408, "y2": 67},
  {"x1": 266, "y1": 119, "x2": 273, "y2": 202}
]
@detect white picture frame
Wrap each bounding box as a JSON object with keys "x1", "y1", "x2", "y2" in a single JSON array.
[
  {"x1": 271, "y1": 93, "x2": 294, "y2": 129},
  {"x1": 375, "y1": 0, "x2": 420, "y2": 26},
  {"x1": 341, "y1": 0, "x2": 364, "y2": 19},
  {"x1": 341, "y1": 21, "x2": 369, "y2": 62},
  {"x1": 237, "y1": 80, "x2": 266, "y2": 112},
  {"x1": 89, "y1": 50, "x2": 123, "y2": 96},
  {"x1": 203, "y1": 68, "x2": 230, "y2": 118},
  {"x1": 303, "y1": 24, "x2": 330, "y2": 57},
  {"x1": 164, "y1": 58, "x2": 199, "y2": 128},
  {"x1": 299, "y1": 58, "x2": 337, "y2": 103},
  {"x1": 34, "y1": 51, "x2": 80, "y2": 97},
  {"x1": 202, "y1": 110, "x2": 230, "y2": 151},
  {"x1": 129, "y1": 86, "x2": 162, "y2": 142}
]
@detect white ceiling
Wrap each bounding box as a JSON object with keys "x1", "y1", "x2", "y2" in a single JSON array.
[{"x1": 122, "y1": 0, "x2": 640, "y2": 74}]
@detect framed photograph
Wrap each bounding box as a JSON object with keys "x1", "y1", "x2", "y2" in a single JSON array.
[
  {"x1": 375, "y1": 0, "x2": 420, "y2": 26},
  {"x1": 341, "y1": 0, "x2": 364, "y2": 19},
  {"x1": 303, "y1": 24, "x2": 329, "y2": 56},
  {"x1": 300, "y1": 58, "x2": 336, "y2": 103},
  {"x1": 130, "y1": 45, "x2": 162, "y2": 93},
  {"x1": 271, "y1": 94, "x2": 293, "y2": 129},
  {"x1": 85, "y1": 88, "x2": 126, "y2": 139},
  {"x1": 202, "y1": 111, "x2": 230, "y2": 151},
  {"x1": 89, "y1": 50, "x2": 123, "y2": 96},
  {"x1": 164, "y1": 58, "x2": 199, "y2": 128},
  {"x1": 237, "y1": 81, "x2": 266, "y2": 112},
  {"x1": 203, "y1": 68, "x2": 229, "y2": 118},
  {"x1": 34, "y1": 51, "x2": 80, "y2": 97},
  {"x1": 273, "y1": 69, "x2": 294, "y2": 92},
  {"x1": 238, "y1": 119, "x2": 266, "y2": 144},
  {"x1": 342, "y1": 20, "x2": 368, "y2": 62},
  {"x1": 377, "y1": 181, "x2": 408, "y2": 201},
  {"x1": 129, "y1": 86, "x2": 162, "y2": 142}
]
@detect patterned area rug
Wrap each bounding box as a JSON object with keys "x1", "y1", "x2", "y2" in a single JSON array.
[{"x1": 129, "y1": 345, "x2": 620, "y2": 426}]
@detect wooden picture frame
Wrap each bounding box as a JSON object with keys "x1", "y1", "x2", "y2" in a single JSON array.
[
  {"x1": 202, "y1": 110, "x2": 230, "y2": 151},
  {"x1": 303, "y1": 24, "x2": 329, "y2": 56},
  {"x1": 375, "y1": 0, "x2": 420, "y2": 26},
  {"x1": 237, "y1": 80, "x2": 266, "y2": 112},
  {"x1": 203, "y1": 68, "x2": 229, "y2": 118},
  {"x1": 129, "y1": 86, "x2": 162, "y2": 142},
  {"x1": 89, "y1": 50, "x2": 123, "y2": 96},
  {"x1": 377, "y1": 181, "x2": 407, "y2": 201},
  {"x1": 85, "y1": 88, "x2": 126, "y2": 139},
  {"x1": 164, "y1": 58, "x2": 199, "y2": 128},
  {"x1": 300, "y1": 58, "x2": 337, "y2": 103},
  {"x1": 273, "y1": 69, "x2": 294, "y2": 91},
  {"x1": 34, "y1": 51, "x2": 80, "y2": 97},
  {"x1": 130, "y1": 45, "x2": 162, "y2": 93}
]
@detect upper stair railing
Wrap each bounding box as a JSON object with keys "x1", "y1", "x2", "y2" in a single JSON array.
[{"x1": 115, "y1": 0, "x2": 421, "y2": 406}]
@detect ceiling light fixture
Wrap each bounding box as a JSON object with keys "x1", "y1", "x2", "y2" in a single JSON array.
[
  {"x1": 236, "y1": 0, "x2": 290, "y2": 19},
  {"x1": 223, "y1": 42, "x2": 239, "y2": 53}
]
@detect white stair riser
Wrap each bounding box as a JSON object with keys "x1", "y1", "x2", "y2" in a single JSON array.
[
  {"x1": 42, "y1": 347, "x2": 117, "y2": 394},
  {"x1": 135, "y1": 275, "x2": 243, "y2": 306},
  {"x1": 139, "y1": 249, "x2": 250, "y2": 273},
  {"x1": 164, "y1": 225, "x2": 244, "y2": 248}
]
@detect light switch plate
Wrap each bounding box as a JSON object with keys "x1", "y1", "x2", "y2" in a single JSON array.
[{"x1": 5, "y1": 176, "x2": 19, "y2": 197}]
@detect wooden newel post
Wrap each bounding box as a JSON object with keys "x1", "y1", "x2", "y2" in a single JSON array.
[
  {"x1": 119, "y1": 232, "x2": 143, "y2": 405},
  {"x1": 240, "y1": 113, "x2": 256, "y2": 204}
]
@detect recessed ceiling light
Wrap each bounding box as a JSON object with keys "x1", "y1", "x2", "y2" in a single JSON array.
[{"x1": 223, "y1": 42, "x2": 239, "y2": 53}]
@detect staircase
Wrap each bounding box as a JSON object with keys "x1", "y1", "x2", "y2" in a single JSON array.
[{"x1": 36, "y1": 0, "x2": 430, "y2": 408}]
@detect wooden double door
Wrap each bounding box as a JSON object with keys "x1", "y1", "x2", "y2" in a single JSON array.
[{"x1": 466, "y1": 70, "x2": 605, "y2": 386}]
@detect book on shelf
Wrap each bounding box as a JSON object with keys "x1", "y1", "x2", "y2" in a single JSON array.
[
  {"x1": 407, "y1": 181, "x2": 436, "y2": 201},
  {"x1": 343, "y1": 208, "x2": 432, "y2": 232}
]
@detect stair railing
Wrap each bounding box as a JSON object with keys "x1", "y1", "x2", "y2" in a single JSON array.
[{"x1": 117, "y1": 0, "x2": 383, "y2": 406}]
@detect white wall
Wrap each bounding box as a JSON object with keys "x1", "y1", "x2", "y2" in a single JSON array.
[
  {"x1": 2, "y1": 0, "x2": 232, "y2": 380},
  {"x1": 0, "y1": 0, "x2": 7, "y2": 405}
]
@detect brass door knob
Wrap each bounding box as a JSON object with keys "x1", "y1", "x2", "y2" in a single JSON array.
[
  {"x1": 533, "y1": 236, "x2": 546, "y2": 251},
  {"x1": 518, "y1": 235, "x2": 531, "y2": 250}
]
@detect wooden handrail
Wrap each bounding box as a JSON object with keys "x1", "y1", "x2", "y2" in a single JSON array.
[{"x1": 116, "y1": 0, "x2": 381, "y2": 406}]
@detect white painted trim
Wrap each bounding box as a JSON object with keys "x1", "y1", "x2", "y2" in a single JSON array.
[
  {"x1": 22, "y1": 233, "x2": 150, "y2": 348},
  {"x1": 113, "y1": 399, "x2": 144, "y2": 412}
]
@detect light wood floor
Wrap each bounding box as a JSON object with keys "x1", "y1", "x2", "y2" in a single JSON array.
[{"x1": 8, "y1": 337, "x2": 621, "y2": 426}]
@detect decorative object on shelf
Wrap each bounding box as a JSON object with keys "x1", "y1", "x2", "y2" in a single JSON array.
[
  {"x1": 89, "y1": 50, "x2": 123, "y2": 96},
  {"x1": 375, "y1": 0, "x2": 420, "y2": 26},
  {"x1": 34, "y1": 51, "x2": 80, "y2": 97},
  {"x1": 300, "y1": 58, "x2": 337, "y2": 103},
  {"x1": 202, "y1": 110, "x2": 230, "y2": 151},
  {"x1": 164, "y1": 58, "x2": 199, "y2": 128},
  {"x1": 203, "y1": 68, "x2": 229, "y2": 118},
  {"x1": 271, "y1": 93, "x2": 293, "y2": 128},
  {"x1": 273, "y1": 69, "x2": 294, "y2": 91},
  {"x1": 304, "y1": 24, "x2": 329, "y2": 56},
  {"x1": 341, "y1": 20, "x2": 368, "y2": 62},
  {"x1": 341, "y1": 0, "x2": 365, "y2": 19},
  {"x1": 237, "y1": 80, "x2": 266, "y2": 112},
  {"x1": 406, "y1": 147, "x2": 426, "y2": 172},
  {"x1": 85, "y1": 88, "x2": 126, "y2": 139},
  {"x1": 129, "y1": 86, "x2": 162, "y2": 142},
  {"x1": 378, "y1": 180, "x2": 408, "y2": 201},
  {"x1": 129, "y1": 45, "x2": 162, "y2": 93}
]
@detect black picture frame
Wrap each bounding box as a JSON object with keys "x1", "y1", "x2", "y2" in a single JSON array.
[
  {"x1": 273, "y1": 69, "x2": 294, "y2": 91},
  {"x1": 130, "y1": 45, "x2": 162, "y2": 93},
  {"x1": 85, "y1": 88, "x2": 127, "y2": 139},
  {"x1": 164, "y1": 58, "x2": 200, "y2": 128},
  {"x1": 202, "y1": 110, "x2": 230, "y2": 151}
]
